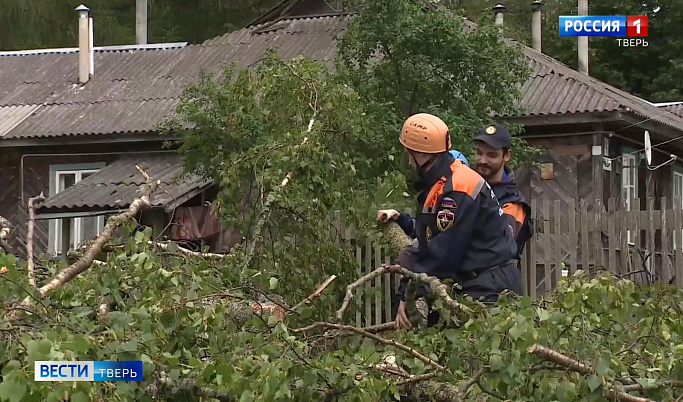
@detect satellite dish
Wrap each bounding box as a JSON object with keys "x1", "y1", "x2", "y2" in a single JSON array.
[{"x1": 644, "y1": 130, "x2": 652, "y2": 166}]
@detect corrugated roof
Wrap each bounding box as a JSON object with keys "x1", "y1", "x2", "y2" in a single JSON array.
[
  {"x1": 2, "y1": 99, "x2": 179, "y2": 138},
  {"x1": 36, "y1": 154, "x2": 211, "y2": 214},
  {"x1": 3, "y1": 11, "x2": 683, "y2": 141},
  {"x1": 661, "y1": 103, "x2": 683, "y2": 118},
  {"x1": 512, "y1": 48, "x2": 683, "y2": 131},
  {"x1": 0, "y1": 105, "x2": 41, "y2": 137},
  {"x1": 0, "y1": 15, "x2": 350, "y2": 140}
]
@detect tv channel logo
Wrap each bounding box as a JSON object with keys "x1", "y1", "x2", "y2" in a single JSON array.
[
  {"x1": 559, "y1": 16, "x2": 648, "y2": 37},
  {"x1": 34, "y1": 361, "x2": 143, "y2": 382}
]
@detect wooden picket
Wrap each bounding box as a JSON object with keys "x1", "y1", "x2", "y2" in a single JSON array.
[{"x1": 346, "y1": 198, "x2": 683, "y2": 326}]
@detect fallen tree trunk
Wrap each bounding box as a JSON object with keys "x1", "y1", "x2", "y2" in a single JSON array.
[
  {"x1": 528, "y1": 344, "x2": 654, "y2": 402},
  {"x1": 146, "y1": 371, "x2": 234, "y2": 402},
  {"x1": 0, "y1": 215, "x2": 12, "y2": 254},
  {"x1": 336, "y1": 264, "x2": 472, "y2": 322},
  {"x1": 26, "y1": 193, "x2": 46, "y2": 288},
  {"x1": 380, "y1": 221, "x2": 413, "y2": 256}
]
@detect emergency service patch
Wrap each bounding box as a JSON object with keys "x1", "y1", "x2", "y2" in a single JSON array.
[
  {"x1": 440, "y1": 197, "x2": 457, "y2": 209},
  {"x1": 436, "y1": 209, "x2": 455, "y2": 231}
]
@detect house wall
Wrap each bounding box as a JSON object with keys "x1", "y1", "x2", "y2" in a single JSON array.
[
  {"x1": 1, "y1": 141, "x2": 168, "y2": 258},
  {"x1": 515, "y1": 129, "x2": 683, "y2": 285},
  {"x1": 0, "y1": 150, "x2": 21, "y2": 254},
  {"x1": 516, "y1": 134, "x2": 593, "y2": 202}
]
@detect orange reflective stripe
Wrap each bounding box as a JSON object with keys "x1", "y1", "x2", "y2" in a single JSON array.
[
  {"x1": 422, "y1": 177, "x2": 447, "y2": 213},
  {"x1": 502, "y1": 202, "x2": 526, "y2": 224},
  {"x1": 449, "y1": 161, "x2": 484, "y2": 199}
]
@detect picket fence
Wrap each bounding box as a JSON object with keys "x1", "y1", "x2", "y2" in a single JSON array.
[{"x1": 348, "y1": 198, "x2": 683, "y2": 327}]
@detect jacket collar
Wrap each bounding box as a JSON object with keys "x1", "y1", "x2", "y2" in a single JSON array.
[{"x1": 413, "y1": 152, "x2": 454, "y2": 192}]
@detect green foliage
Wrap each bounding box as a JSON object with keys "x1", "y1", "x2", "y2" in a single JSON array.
[
  {"x1": 0, "y1": 0, "x2": 279, "y2": 50},
  {"x1": 457, "y1": 0, "x2": 683, "y2": 102},
  {"x1": 1, "y1": 239, "x2": 683, "y2": 401},
  {"x1": 162, "y1": 49, "x2": 399, "y2": 298},
  {"x1": 338, "y1": 0, "x2": 537, "y2": 169}
]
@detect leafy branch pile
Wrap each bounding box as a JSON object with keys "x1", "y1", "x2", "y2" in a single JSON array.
[
  {"x1": 1, "y1": 224, "x2": 682, "y2": 402},
  {"x1": 2, "y1": 1, "x2": 680, "y2": 401}
]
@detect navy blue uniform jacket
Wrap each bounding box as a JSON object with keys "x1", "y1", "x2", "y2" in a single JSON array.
[{"x1": 395, "y1": 153, "x2": 517, "y2": 300}]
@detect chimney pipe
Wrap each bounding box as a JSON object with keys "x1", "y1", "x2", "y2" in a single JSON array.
[
  {"x1": 75, "y1": 4, "x2": 90, "y2": 84},
  {"x1": 88, "y1": 16, "x2": 94, "y2": 76},
  {"x1": 136, "y1": 0, "x2": 148, "y2": 45},
  {"x1": 493, "y1": 4, "x2": 506, "y2": 26},
  {"x1": 531, "y1": 1, "x2": 543, "y2": 52},
  {"x1": 578, "y1": 0, "x2": 589, "y2": 74}
]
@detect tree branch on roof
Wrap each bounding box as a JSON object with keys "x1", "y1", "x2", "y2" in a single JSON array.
[{"x1": 7, "y1": 165, "x2": 160, "y2": 319}]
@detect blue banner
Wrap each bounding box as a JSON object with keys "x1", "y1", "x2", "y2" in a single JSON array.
[
  {"x1": 559, "y1": 16, "x2": 627, "y2": 37},
  {"x1": 35, "y1": 361, "x2": 143, "y2": 381}
]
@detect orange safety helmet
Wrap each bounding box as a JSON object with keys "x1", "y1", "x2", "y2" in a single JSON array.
[{"x1": 399, "y1": 113, "x2": 451, "y2": 153}]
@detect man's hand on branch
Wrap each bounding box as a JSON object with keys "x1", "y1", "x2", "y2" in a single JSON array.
[
  {"x1": 395, "y1": 300, "x2": 412, "y2": 329},
  {"x1": 377, "y1": 209, "x2": 399, "y2": 224}
]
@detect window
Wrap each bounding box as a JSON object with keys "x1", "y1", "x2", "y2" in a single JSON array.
[
  {"x1": 622, "y1": 152, "x2": 638, "y2": 244},
  {"x1": 673, "y1": 170, "x2": 683, "y2": 249},
  {"x1": 48, "y1": 163, "x2": 105, "y2": 256}
]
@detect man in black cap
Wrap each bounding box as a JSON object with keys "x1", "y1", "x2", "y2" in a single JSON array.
[{"x1": 473, "y1": 123, "x2": 533, "y2": 260}]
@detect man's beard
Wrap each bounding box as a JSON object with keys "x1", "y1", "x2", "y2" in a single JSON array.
[{"x1": 476, "y1": 163, "x2": 503, "y2": 181}]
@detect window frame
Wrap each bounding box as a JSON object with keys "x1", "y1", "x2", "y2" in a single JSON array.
[
  {"x1": 48, "y1": 162, "x2": 106, "y2": 256},
  {"x1": 673, "y1": 167, "x2": 683, "y2": 250},
  {"x1": 621, "y1": 148, "x2": 638, "y2": 245}
]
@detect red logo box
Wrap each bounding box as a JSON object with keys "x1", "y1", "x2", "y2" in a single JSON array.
[{"x1": 627, "y1": 16, "x2": 648, "y2": 37}]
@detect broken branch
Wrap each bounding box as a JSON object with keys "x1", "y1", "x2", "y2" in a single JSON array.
[
  {"x1": 26, "y1": 192, "x2": 46, "y2": 288},
  {"x1": 292, "y1": 322, "x2": 449, "y2": 373},
  {"x1": 240, "y1": 170, "x2": 294, "y2": 272},
  {"x1": 9, "y1": 172, "x2": 159, "y2": 318},
  {"x1": 146, "y1": 371, "x2": 234, "y2": 402},
  {"x1": 528, "y1": 344, "x2": 654, "y2": 402},
  {"x1": 379, "y1": 221, "x2": 414, "y2": 256},
  {"x1": 291, "y1": 275, "x2": 337, "y2": 311},
  {"x1": 336, "y1": 265, "x2": 471, "y2": 322},
  {"x1": 0, "y1": 215, "x2": 12, "y2": 254},
  {"x1": 149, "y1": 241, "x2": 229, "y2": 260}
]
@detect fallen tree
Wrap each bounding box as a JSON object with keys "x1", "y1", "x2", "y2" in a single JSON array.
[
  {"x1": 0, "y1": 215, "x2": 12, "y2": 254},
  {"x1": 0, "y1": 1, "x2": 680, "y2": 398}
]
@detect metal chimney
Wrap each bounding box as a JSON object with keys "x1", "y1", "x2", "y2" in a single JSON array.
[
  {"x1": 75, "y1": 4, "x2": 90, "y2": 84},
  {"x1": 493, "y1": 4, "x2": 506, "y2": 26},
  {"x1": 532, "y1": 1, "x2": 543, "y2": 52},
  {"x1": 578, "y1": 0, "x2": 589, "y2": 74},
  {"x1": 88, "y1": 16, "x2": 94, "y2": 76},
  {"x1": 136, "y1": 0, "x2": 148, "y2": 45}
]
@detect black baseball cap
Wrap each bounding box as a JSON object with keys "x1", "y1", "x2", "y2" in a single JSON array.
[{"x1": 473, "y1": 123, "x2": 511, "y2": 150}]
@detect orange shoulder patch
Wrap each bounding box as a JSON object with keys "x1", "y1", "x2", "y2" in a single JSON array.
[
  {"x1": 449, "y1": 161, "x2": 485, "y2": 199},
  {"x1": 502, "y1": 202, "x2": 526, "y2": 224}
]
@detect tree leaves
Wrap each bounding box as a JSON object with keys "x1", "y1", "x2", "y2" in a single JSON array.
[{"x1": 0, "y1": 378, "x2": 27, "y2": 402}]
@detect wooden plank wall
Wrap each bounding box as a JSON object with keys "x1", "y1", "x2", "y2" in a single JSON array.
[{"x1": 0, "y1": 154, "x2": 21, "y2": 255}]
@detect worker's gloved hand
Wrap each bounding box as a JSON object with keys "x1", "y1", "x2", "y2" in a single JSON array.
[
  {"x1": 377, "y1": 209, "x2": 399, "y2": 223},
  {"x1": 395, "y1": 301, "x2": 412, "y2": 329}
]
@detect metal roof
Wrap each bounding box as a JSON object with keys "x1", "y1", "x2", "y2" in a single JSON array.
[
  {"x1": 36, "y1": 154, "x2": 211, "y2": 215},
  {"x1": 659, "y1": 103, "x2": 683, "y2": 119},
  {"x1": 2, "y1": 11, "x2": 683, "y2": 141},
  {"x1": 0, "y1": 15, "x2": 349, "y2": 141},
  {"x1": 0, "y1": 105, "x2": 41, "y2": 137},
  {"x1": 512, "y1": 49, "x2": 683, "y2": 131}
]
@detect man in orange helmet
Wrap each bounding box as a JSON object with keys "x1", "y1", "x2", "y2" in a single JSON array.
[{"x1": 378, "y1": 113, "x2": 523, "y2": 329}]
